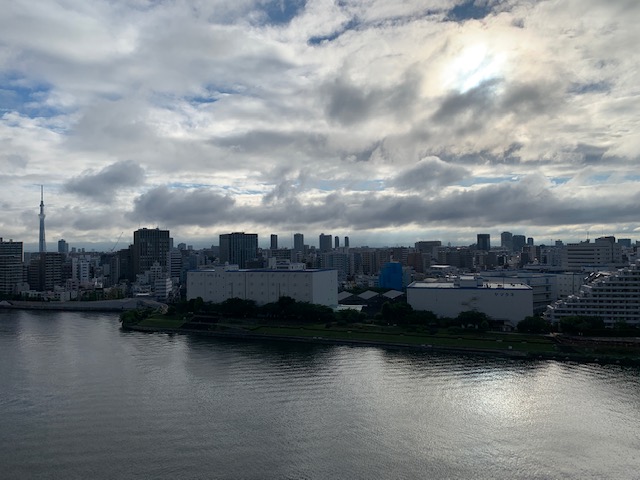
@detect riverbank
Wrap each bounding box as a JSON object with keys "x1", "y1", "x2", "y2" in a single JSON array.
[
  {"x1": 121, "y1": 322, "x2": 640, "y2": 366},
  {"x1": 0, "y1": 298, "x2": 166, "y2": 312}
]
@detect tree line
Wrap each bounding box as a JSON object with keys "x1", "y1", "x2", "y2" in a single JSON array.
[{"x1": 125, "y1": 296, "x2": 638, "y2": 337}]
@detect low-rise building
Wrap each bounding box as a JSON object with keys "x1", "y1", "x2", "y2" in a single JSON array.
[
  {"x1": 544, "y1": 262, "x2": 640, "y2": 327},
  {"x1": 480, "y1": 271, "x2": 558, "y2": 313},
  {"x1": 407, "y1": 276, "x2": 533, "y2": 326},
  {"x1": 187, "y1": 265, "x2": 337, "y2": 306}
]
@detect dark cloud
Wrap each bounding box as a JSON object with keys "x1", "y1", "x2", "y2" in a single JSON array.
[
  {"x1": 128, "y1": 186, "x2": 236, "y2": 226},
  {"x1": 574, "y1": 143, "x2": 608, "y2": 165},
  {"x1": 500, "y1": 81, "x2": 561, "y2": 116},
  {"x1": 322, "y1": 70, "x2": 421, "y2": 125},
  {"x1": 123, "y1": 175, "x2": 640, "y2": 233},
  {"x1": 432, "y1": 79, "x2": 499, "y2": 132},
  {"x1": 308, "y1": 18, "x2": 359, "y2": 45},
  {"x1": 432, "y1": 79, "x2": 564, "y2": 137},
  {"x1": 64, "y1": 160, "x2": 145, "y2": 201},
  {"x1": 391, "y1": 157, "x2": 469, "y2": 191},
  {"x1": 213, "y1": 130, "x2": 328, "y2": 155},
  {"x1": 437, "y1": 144, "x2": 524, "y2": 167},
  {"x1": 568, "y1": 81, "x2": 611, "y2": 95}
]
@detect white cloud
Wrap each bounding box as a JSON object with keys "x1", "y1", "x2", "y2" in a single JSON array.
[{"x1": 2, "y1": 0, "x2": 640, "y2": 248}]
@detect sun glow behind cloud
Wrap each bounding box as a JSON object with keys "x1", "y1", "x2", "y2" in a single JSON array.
[
  {"x1": 444, "y1": 43, "x2": 507, "y2": 92},
  {"x1": 2, "y1": 0, "x2": 640, "y2": 249}
]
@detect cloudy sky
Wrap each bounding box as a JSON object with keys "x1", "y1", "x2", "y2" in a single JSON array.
[{"x1": 2, "y1": 0, "x2": 639, "y2": 250}]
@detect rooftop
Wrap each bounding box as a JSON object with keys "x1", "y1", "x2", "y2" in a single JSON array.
[{"x1": 408, "y1": 281, "x2": 532, "y2": 290}]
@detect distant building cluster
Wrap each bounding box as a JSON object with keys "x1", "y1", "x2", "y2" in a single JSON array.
[{"x1": 1, "y1": 194, "x2": 640, "y2": 328}]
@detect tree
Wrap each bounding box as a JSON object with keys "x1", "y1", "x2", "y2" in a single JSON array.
[
  {"x1": 457, "y1": 310, "x2": 491, "y2": 328},
  {"x1": 407, "y1": 310, "x2": 438, "y2": 326},
  {"x1": 336, "y1": 308, "x2": 366, "y2": 324},
  {"x1": 380, "y1": 301, "x2": 414, "y2": 325},
  {"x1": 218, "y1": 298, "x2": 257, "y2": 318},
  {"x1": 559, "y1": 315, "x2": 604, "y2": 335},
  {"x1": 517, "y1": 315, "x2": 552, "y2": 334}
]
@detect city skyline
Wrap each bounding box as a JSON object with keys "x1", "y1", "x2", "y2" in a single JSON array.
[{"x1": 2, "y1": 1, "x2": 640, "y2": 248}]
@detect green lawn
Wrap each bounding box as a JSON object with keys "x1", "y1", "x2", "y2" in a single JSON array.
[
  {"x1": 250, "y1": 325, "x2": 558, "y2": 354},
  {"x1": 137, "y1": 316, "x2": 185, "y2": 328}
]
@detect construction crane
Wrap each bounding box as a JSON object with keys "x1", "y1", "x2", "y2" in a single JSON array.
[{"x1": 110, "y1": 232, "x2": 124, "y2": 252}]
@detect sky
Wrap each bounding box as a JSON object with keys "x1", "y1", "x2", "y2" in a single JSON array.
[{"x1": 2, "y1": 0, "x2": 640, "y2": 251}]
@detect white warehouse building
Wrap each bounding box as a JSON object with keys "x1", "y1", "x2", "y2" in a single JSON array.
[
  {"x1": 187, "y1": 265, "x2": 338, "y2": 306},
  {"x1": 407, "y1": 276, "x2": 533, "y2": 326}
]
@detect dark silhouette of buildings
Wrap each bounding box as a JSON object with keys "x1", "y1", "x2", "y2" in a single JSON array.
[
  {"x1": 219, "y1": 232, "x2": 258, "y2": 268},
  {"x1": 132, "y1": 228, "x2": 171, "y2": 277},
  {"x1": 319, "y1": 233, "x2": 332, "y2": 253},
  {"x1": 477, "y1": 234, "x2": 491, "y2": 252}
]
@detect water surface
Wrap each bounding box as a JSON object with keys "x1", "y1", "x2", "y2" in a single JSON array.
[{"x1": 1, "y1": 310, "x2": 639, "y2": 479}]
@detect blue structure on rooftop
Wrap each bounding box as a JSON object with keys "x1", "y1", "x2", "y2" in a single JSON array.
[{"x1": 379, "y1": 262, "x2": 403, "y2": 291}]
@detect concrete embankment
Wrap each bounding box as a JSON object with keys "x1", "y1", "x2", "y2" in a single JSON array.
[{"x1": 0, "y1": 299, "x2": 166, "y2": 312}]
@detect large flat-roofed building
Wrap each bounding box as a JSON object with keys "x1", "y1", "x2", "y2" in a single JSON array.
[
  {"x1": 563, "y1": 237, "x2": 623, "y2": 270},
  {"x1": 544, "y1": 262, "x2": 640, "y2": 327},
  {"x1": 407, "y1": 276, "x2": 533, "y2": 325},
  {"x1": 187, "y1": 266, "x2": 338, "y2": 306},
  {"x1": 480, "y1": 271, "x2": 559, "y2": 314}
]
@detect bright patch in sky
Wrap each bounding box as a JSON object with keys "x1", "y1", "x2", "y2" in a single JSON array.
[
  {"x1": 445, "y1": 44, "x2": 506, "y2": 92},
  {"x1": 2, "y1": 0, "x2": 640, "y2": 249}
]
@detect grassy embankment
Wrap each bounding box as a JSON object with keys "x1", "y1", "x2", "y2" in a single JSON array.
[{"x1": 132, "y1": 314, "x2": 560, "y2": 355}]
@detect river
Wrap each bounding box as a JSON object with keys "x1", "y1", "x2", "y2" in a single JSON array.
[{"x1": 1, "y1": 309, "x2": 639, "y2": 479}]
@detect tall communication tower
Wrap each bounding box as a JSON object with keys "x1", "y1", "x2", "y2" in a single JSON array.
[{"x1": 39, "y1": 185, "x2": 46, "y2": 253}]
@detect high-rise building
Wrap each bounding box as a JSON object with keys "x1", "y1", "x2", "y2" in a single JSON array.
[
  {"x1": 219, "y1": 232, "x2": 258, "y2": 269},
  {"x1": 27, "y1": 252, "x2": 63, "y2": 291},
  {"x1": 58, "y1": 239, "x2": 69, "y2": 255},
  {"x1": 0, "y1": 238, "x2": 24, "y2": 295},
  {"x1": 320, "y1": 251, "x2": 350, "y2": 282},
  {"x1": 293, "y1": 233, "x2": 304, "y2": 253},
  {"x1": 334, "y1": 236, "x2": 340, "y2": 249},
  {"x1": 270, "y1": 234, "x2": 278, "y2": 250},
  {"x1": 344, "y1": 236, "x2": 350, "y2": 248},
  {"x1": 512, "y1": 235, "x2": 526, "y2": 253},
  {"x1": 132, "y1": 228, "x2": 172, "y2": 277},
  {"x1": 319, "y1": 233, "x2": 333, "y2": 253},
  {"x1": 167, "y1": 249, "x2": 183, "y2": 280},
  {"x1": 500, "y1": 232, "x2": 513, "y2": 252},
  {"x1": 477, "y1": 234, "x2": 491, "y2": 252},
  {"x1": 113, "y1": 247, "x2": 134, "y2": 283},
  {"x1": 0, "y1": 238, "x2": 23, "y2": 259},
  {"x1": 527, "y1": 237, "x2": 534, "y2": 246},
  {"x1": 415, "y1": 241, "x2": 441, "y2": 260},
  {"x1": 379, "y1": 262, "x2": 403, "y2": 290},
  {"x1": 563, "y1": 237, "x2": 622, "y2": 270}
]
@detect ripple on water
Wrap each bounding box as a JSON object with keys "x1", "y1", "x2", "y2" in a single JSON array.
[{"x1": 1, "y1": 311, "x2": 640, "y2": 479}]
